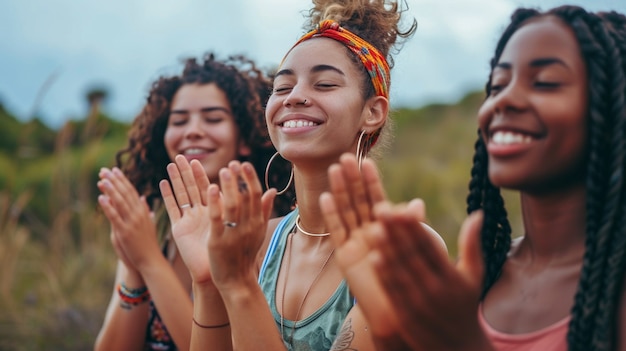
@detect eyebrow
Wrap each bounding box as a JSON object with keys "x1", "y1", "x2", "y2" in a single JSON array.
[
  {"x1": 274, "y1": 64, "x2": 345, "y2": 78},
  {"x1": 495, "y1": 57, "x2": 569, "y2": 70},
  {"x1": 170, "y1": 106, "x2": 231, "y2": 114}
]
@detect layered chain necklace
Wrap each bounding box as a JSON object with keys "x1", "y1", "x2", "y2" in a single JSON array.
[{"x1": 279, "y1": 221, "x2": 335, "y2": 347}]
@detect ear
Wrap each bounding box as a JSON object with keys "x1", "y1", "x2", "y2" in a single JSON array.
[
  {"x1": 362, "y1": 96, "x2": 388, "y2": 131},
  {"x1": 238, "y1": 140, "x2": 252, "y2": 157}
]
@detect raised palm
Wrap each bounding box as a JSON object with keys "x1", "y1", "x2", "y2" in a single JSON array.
[{"x1": 160, "y1": 155, "x2": 214, "y2": 285}]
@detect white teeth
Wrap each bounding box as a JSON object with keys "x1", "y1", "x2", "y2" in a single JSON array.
[
  {"x1": 184, "y1": 148, "x2": 205, "y2": 155},
  {"x1": 491, "y1": 131, "x2": 533, "y2": 145},
  {"x1": 282, "y1": 119, "x2": 318, "y2": 128}
]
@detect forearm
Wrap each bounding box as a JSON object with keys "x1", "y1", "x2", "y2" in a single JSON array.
[
  {"x1": 95, "y1": 262, "x2": 149, "y2": 351},
  {"x1": 221, "y1": 279, "x2": 286, "y2": 350},
  {"x1": 140, "y1": 255, "x2": 193, "y2": 351},
  {"x1": 190, "y1": 282, "x2": 232, "y2": 351}
]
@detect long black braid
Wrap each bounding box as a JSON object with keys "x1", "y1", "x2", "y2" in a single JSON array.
[{"x1": 466, "y1": 6, "x2": 626, "y2": 351}]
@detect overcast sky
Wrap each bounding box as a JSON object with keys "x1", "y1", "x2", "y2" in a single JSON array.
[{"x1": 1, "y1": 0, "x2": 625, "y2": 129}]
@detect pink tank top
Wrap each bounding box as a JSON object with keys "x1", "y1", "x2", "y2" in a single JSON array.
[{"x1": 478, "y1": 305, "x2": 570, "y2": 351}]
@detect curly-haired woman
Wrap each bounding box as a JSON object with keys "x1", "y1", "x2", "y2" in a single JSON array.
[{"x1": 94, "y1": 53, "x2": 294, "y2": 351}]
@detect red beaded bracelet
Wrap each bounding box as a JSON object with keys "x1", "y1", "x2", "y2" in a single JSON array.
[{"x1": 117, "y1": 283, "x2": 150, "y2": 308}]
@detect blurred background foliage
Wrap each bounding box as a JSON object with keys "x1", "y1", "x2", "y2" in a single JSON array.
[{"x1": 0, "y1": 88, "x2": 522, "y2": 350}]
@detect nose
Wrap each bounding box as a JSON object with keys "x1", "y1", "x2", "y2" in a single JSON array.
[
  {"x1": 282, "y1": 85, "x2": 309, "y2": 107},
  {"x1": 183, "y1": 114, "x2": 206, "y2": 139},
  {"x1": 490, "y1": 79, "x2": 528, "y2": 114}
]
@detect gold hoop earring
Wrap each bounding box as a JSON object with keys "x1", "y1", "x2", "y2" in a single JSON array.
[
  {"x1": 355, "y1": 130, "x2": 368, "y2": 170},
  {"x1": 265, "y1": 152, "x2": 294, "y2": 195}
]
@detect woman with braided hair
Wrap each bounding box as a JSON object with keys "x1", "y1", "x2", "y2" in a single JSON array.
[
  {"x1": 94, "y1": 53, "x2": 293, "y2": 351},
  {"x1": 159, "y1": 0, "x2": 445, "y2": 350},
  {"x1": 320, "y1": 4, "x2": 626, "y2": 351}
]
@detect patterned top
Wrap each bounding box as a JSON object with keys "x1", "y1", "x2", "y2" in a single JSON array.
[
  {"x1": 259, "y1": 209, "x2": 354, "y2": 351},
  {"x1": 144, "y1": 300, "x2": 176, "y2": 351},
  {"x1": 144, "y1": 235, "x2": 178, "y2": 351}
]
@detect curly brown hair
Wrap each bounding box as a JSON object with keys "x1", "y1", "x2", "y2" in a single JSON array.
[{"x1": 116, "y1": 52, "x2": 295, "y2": 216}]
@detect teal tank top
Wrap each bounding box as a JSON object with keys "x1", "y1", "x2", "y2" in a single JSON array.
[{"x1": 259, "y1": 209, "x2": 354, "y2": 351}]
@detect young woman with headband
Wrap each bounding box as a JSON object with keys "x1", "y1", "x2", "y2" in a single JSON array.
[{"x1": 160, "y1": 0, "x2": 444, "y2": 349}]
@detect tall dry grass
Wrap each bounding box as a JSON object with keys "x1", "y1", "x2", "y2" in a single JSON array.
[
  {"x1": 0, "y1": 90, "x2": 524, "y2": 350},
  {"x1": 0, "y1": 108, "x2": 119, "y2": 350}
]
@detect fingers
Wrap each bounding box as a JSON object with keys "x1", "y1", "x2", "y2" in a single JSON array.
[
  {"x1": 339, "y1": 154, "x2": 371, "y2": 224},
  {"x1": 208, "y1": 183, "x2": 225, "y2": 238},
  {"x1": 231, "y1": 163, "x2": 250, "y2": 226},
  {"x1": 219, "y1": 165, "x2": 240, "y2": 226},
  {"x1": 261, "y1": 188, "x2": 277, "y2": 223},
  {"x1": 98, "y1": 194, "x2": 125, "y2": 227},
  {"x1": 383, "y1": 203, "x2": 448, "y2": 270},
  {"x1": 240, "y1": 162, "x2": 265, "y2": 222},
  {"x1": 360, "y1": 157, "x2": 387, "y2": 204},
  {"x1": 407, "y1": 198, "x2": 426, "y2": 222},
  {"x1": 175, "y1": 155, "x2": 203, "y2": 207},
  {"x1": 190, "y1": 159, "x2": 210, "y2": 205},
  {"x1": 207, "y1": 161, "x2": 267, "y2": 243},
  {"x1": 98, "y1": 168, "x2": 138, "y2": 220},
  {"x1": 159, "y1": 178, "x2": 181, "y2": 222},
  {"x1": 160, "y1": 157, "x2": 212, "y2": 222},
  {"x1": 328, "y1": 163, "x2": 358, "y2": 229},
  {"x1": 319, "y1": 192, "x2": 348, "y2": 248},
  {"x1": 326, "y1": 154, "x2": 387, "y2": 234},
  {"x1": 456, "y1": 210, "x2": 485, "y2": 292}
]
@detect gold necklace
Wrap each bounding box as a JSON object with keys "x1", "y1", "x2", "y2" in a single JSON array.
[
  {"x1": 296, "y1": 215, "x2": 330, "y2": 237},
  {"x1": 280, "y1": 229, "x2": 335, "y2": 346}
]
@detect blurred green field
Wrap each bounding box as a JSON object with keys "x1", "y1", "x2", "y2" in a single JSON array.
[{"x1": 0, "y1": 90, "x2": 522, "y2": 350}]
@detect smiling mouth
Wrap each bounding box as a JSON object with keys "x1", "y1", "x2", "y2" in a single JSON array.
[
  {"x1": 281, "y1": 119, "x2": 319, "y2": 128},
  {"x1": 491, "y1": 131, "x2": 533, "y2": 145},
  {"x1": 183, "y1": 148, "x2": 213, "y2": 155}
]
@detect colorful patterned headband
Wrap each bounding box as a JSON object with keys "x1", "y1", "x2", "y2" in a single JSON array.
[{"x1": 288, "y1": 19, "x2": 391, "y2": 99}]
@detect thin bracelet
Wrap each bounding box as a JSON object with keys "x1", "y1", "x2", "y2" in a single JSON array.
[{"x1": 192, "y1": 317, "x2": 230, "y2": 329}]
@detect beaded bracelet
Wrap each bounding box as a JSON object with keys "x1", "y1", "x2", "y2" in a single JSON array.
[{"x1": 118, "y1": 282, "x2": 150, "y2": 309}]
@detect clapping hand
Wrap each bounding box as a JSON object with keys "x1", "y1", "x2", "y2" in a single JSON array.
[
  {"x1": 204, "y1": 161, "x2": 276, "y2": 292},
  {"x1": 159, "y1": 155, "x2": 214, "y2": 285},
  {"x1": 98, "y1": 167, "x2": 161, "y2": 274}
]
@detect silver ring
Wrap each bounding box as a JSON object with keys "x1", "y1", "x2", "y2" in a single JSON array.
[
  {"x1": 179, "y1": 204, "x2": 191, "y2": 209},
  {"x1": 223, "y1": 221, "x2": 237, "y2": 228}
]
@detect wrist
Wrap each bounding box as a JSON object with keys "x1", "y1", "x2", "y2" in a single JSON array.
[
  {"x1": 117, "y1": 282, "x2": 150, "y2": 309},
  {"x1": 121, "y1": 263, "x2": 145, "y2": 287},
  {"x1": 136, "y1": 253, "x2": 169, "y2": 280},
  {"x1": 219, "y1": 277, "x2": 263, "y2": 307}
]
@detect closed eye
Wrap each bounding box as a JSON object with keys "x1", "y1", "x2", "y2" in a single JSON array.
[
  {"x1": 168, "y1": 114, "x2": 188, "y2": 126},
  {"x1": 489, "y1": 84, "x2": 505, "y2": 96},
  {"x1": 273, "y1": 86, "x2": 292, "y2": 94},
  {"x1": 316, "y1": 83, "x2": 338, "y2": 89},
  {"x1": 535, "y1": 81, "x2": 560, "y2": 89}
]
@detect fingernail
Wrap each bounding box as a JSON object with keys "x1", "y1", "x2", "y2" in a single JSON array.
[
  {"x1": 100, "y1": 168, "x2": 112, "y2": 179},
  {"x1": 230, "y1": 162, "x2": 241, "y2": 174},
  {"x1": 242, "y1": 163, "x2": 253, "y2": 174},
  {"x1": 221, "y1": 168, "x2": 231, "y2": 181},
  {"x1": 98, "y1": 194, "x2": 108, "y2": 204}
]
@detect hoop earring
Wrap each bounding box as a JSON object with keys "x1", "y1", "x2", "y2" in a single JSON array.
[
  {"x1": 355, "y1": 130, "x2": 367, "y2": 170},
  {"x1": 265, "y1": 152, "x2": 294, "y2": 195}
]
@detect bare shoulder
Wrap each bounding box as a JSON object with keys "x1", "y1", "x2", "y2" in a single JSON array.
[{"x1": 420, "y1": 222, "x2": 448, "y2": 255}]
